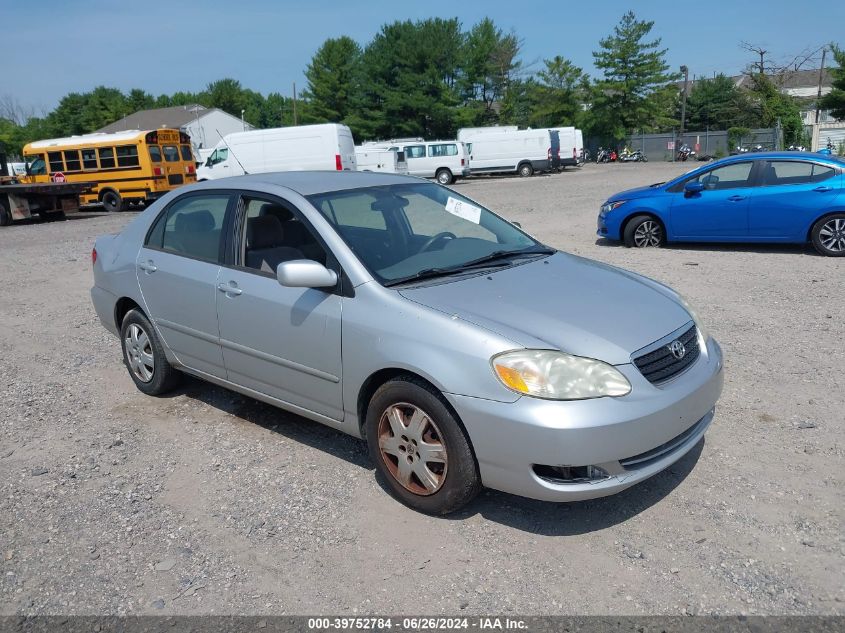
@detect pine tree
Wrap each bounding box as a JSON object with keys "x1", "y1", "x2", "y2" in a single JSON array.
[{"x1": 819, "y1": 44, "x2": 845, "y2": 120}]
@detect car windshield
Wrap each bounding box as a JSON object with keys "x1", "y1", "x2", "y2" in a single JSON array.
[{"x1": 307, "y1": 182, "x2": 548, "y2": 285}]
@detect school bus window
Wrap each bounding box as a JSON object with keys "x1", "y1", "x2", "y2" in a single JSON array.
[
  {"x1": 180, "y1": 145, "x2": 192, "y2": 161},
  {"x1": 63, "y1": 150, "x2": 81, "y2": 171},
  {"x1": 148, "y1": 145, "x2": 162, "y2": 162},
  {"x1": 81, "y1": 148, "x2": 98, "y2": 170},
  {"x1": 98, "y1": 147, "x2": 115, "y2": 168},
  {"x1": 162, "y1": 145, "x2": 179, "y2": 162},
  {"x1": 116, "y1": 145, "x2": 139, "y2": 167},
  {"x1": 48, "y1": 151, "x2": 63, "y2": 172}
]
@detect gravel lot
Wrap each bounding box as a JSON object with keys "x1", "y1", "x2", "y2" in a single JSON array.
[{"x1": 0, "y1": 162, "x2": 842, "y2": 616}]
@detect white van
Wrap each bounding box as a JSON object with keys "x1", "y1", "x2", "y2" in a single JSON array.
[
  {"x1": 197, "y1": 123, "x2": 356, "y2": 180},
  {"x1": 457, "y1": 126, "x2": 517, "y2": 139},
  {"x1": 365, "y1": 139, "x2": 470, "y2": 185},
  {"x1": 460, "y1": 129, "x2": 561, "y2": 177},
  {"x1": 553, "y1": 127, "x2": 578, "y2": 168},
  {"x1": 355, "y1": 146, "x2": 408, "y2": 175},
  {"x1": 575, "y1": 129, "x2": 584, "y2": 164}
]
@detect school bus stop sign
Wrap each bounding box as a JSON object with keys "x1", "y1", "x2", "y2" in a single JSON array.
[{"x1": 51, "y1": 172, "x2": 66, "y2": 183}]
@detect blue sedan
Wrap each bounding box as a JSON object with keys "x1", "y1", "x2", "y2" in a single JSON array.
[{"x1": 597, "y1": 152, "x2": 845, "y2": 256}]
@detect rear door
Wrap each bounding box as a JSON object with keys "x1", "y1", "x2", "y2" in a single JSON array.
[
  {"x1": 136, "y1": 192, "x2": 235, "y2": 378},
  {"x1": 748, "y1": 159, "x2": 841, "y2": 240},
  {"x1": 669, "y1": 160, "x2": 756, "y2": 239},
  {"x1": 403, "y1": 144, "x2": 429, "y2": 177}
]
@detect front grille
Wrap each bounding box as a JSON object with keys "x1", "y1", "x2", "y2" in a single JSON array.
[
  {"x1": 633, "y1": 324, "x2": 699, "y2": 384},
  {"x1": 168, "y1": 174, "x2": 184, "y2": 185},
  {"x1": 619, "y1": 413, "x2": 710, "y2": 470}
]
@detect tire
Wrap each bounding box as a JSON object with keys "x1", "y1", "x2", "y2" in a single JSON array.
[
  {"x1": 810, "y1": 214, "x2": 845, "y2": 257},
  {"x1": 623, "y1": 214, "x2": 665, "y2": 248},
  {"x1": 365, "y1": 376, "x2": 481, "y2": 515},
  {"x1": 518, "y1": 163, "x2": 534, "y2": 177},
  {"x1": 435, "y1": 169, "x2": 453, "y2": 185},
  {"x1": 101, "y1": 190, "x2": 126, "y2": 213},
  {"x1": 0, "y1": 201, "x2": 10, "y2": 227},
  {"x1": 641, "y1": 156, "x2": 648, "y2": 162},
  {"x1": 120, "y1": 309, "x2": 182, "y2": 395}
]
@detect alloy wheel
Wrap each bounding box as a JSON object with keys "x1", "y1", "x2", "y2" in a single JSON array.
[
  {"x1": 633, "y1": 220, "x2": 662, "y2": 247},
  {"x1": 377, "y1": 402, "x2": 448, "y2": 496},
  {"x1": 124, "y1": 323, "x2": 154, "y2": 382},
  {"x1": 819, "y1": 218, "x2": 845, "y2": 252}
]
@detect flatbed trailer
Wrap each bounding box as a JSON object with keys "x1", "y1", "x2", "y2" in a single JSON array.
[{"x1": 0, "y1": 147, "x2": 92, "y2": 226}]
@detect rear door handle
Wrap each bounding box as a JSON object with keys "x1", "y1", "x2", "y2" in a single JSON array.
[
  {"x1": 813, "y1": 186, "x2": 832, "y2": 192},
  {"x1": 217, "y1": 282, "x2": 243, "y2": 296},
  {"x1": 138, "y1": 260, "x2": 157, "y2": 273},
  {"x1": 727, "y1": 195, "x2": 746, "y2": 202}
]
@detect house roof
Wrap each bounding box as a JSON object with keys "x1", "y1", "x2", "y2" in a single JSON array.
[
  {"x1": 96, "y1": 104, "x2": 219, "y2": 133},
  {"x1": 678, "y1": 68, "x2": 833, "y2": 92}
]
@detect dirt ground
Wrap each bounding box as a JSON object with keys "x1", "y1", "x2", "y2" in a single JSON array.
[{"x1": 0, "y1": 162, "x2": 842, "y2": 616}]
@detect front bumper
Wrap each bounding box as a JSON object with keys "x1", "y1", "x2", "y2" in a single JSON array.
[{"x1": 446, "y1": 337, "x2": 723, "y2": 502}]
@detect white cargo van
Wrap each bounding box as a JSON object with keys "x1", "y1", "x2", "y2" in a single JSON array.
[
  {"x1": 365, "y1": 139, "x2": 470, "y2": 185},
  {"x1": 575, "y1": 129, "x2": 584, "y2": 164},
  {"x1": 457, "y1": 126, "x2": 517, "y2": 139},
  {"x1": 197, "y1": 123, "x2": 356, "y2": 180},
  {"x1": 460, "y1": 129, "x2": 561, "y2": 177},
  {"x1": 553, "y1": 127, "x2": 578, "y2": 168},
  {"x1": 355, "y1": 146, "x2": 408, "y2": 174}
]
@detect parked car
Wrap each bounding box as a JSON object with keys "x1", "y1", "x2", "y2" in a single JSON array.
[
  {"x1": 597, "y1": 152, "x2": 845, "y2": 257},
  {"x1": 197, "y1": 123, "x2": 356, "y2": 180},
  {"x1": 91, "y1": 172, "x2": 723, "y2": 514},
  {"x1": 364, "y1": 139, "x2": 469, "y2": 185}
]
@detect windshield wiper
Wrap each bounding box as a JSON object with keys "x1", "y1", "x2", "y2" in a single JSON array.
[
  {"x1": 459, "y1": 247, "x2": 555, "y2": 269},
  {"x1": 382, "y1": 267, "x2": 471, "y2": 287}
]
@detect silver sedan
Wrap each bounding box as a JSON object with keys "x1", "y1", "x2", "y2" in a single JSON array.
[{"x1": 91, "y1": 172, "x2": 723, "y2": 514}]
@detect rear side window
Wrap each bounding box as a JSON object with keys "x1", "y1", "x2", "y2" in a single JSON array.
[
  {"x1": 428, "y1": 144, "x2": 458, "y2": 157},
  {"x1": 63, "y1": 150, "x2": 81, "y2": 172},
  {"x1": 81, "y1": 148, "x2": 98, "y2": 169},
  {"x1": 98, "y1": 147, "x2": 115, "y2": 169},
  {"x1": 762, "y1": 161, "x2": 835, "y2": 186},
  {"x1": 116, "y1": 145, "x2": 140, "y2": 167},
  {"x1": 146, "y1": 194, "x2": 231, "y2": 263},
  {"x1": 404, "y1": 145, "x2": 426, "y2": 159}
]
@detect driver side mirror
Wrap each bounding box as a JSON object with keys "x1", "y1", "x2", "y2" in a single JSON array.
[
  {"x1": 277, "y1": 259, "x2": 338, "y2": 289},
  {"x1": 511, "y1": 221, "x2": 522, "y2": 228},
  {"x1": 684, "y1": 181, "x2": 705, "y2": 194}
]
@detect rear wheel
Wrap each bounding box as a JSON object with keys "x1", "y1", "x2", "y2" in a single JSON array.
[
  {"x1": 518, "y1": 163, "x2": 534, "y2": 177},
  {"x1": 435, "y1": 169, "x2": 453, "y2": 185},
  {"x1": 120, "y1": 309, "x2": 182, "y2": 395},
  {"x1": 811, "y1": 214, "x2": 845, "y2": 257},
  {"x1": 365, "y1": 377, "x2": 480, "y2": 515},
  {"x1": 624, "y1": 215, "x2": 665, "y2": 248},
  {"x1": 102, "y1": 190, "x2": 127, "y2": 213}
]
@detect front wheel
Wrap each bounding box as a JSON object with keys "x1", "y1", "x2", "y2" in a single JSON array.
[
  {"x1": 811, "y1": 214, "x2": 845, "y2": 256},
  {"x1": 435, "y1": 169, "x2": 453, "y2": 185},
  {"x1": 120, "y1": 309, "x2": 182, "y2": 395},
  {"x1": 518, "y1": 163, "x2": 534, "y2": 177},
  {"x1": 365, "y1": 377, "x2": 480, "y2": 515},
  {"x1": 624, "y1": 215, "x2": 665, "y2": 248}
]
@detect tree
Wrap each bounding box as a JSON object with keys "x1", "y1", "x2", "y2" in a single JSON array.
[
  {"x1": 746, "y1": 73, "x2": 803, "y2": 145},
  {"x1": 819, "y1": 44, "x2": 845, "y2": 120},
  {"x1": 528, "y1": 56, "x2": 587, "y2": 127},
  {"x1": 591, "y1": 11, "x2": 679, "y2": 140},
  {"x1": 684, "y1": 74, "x2": 755, "y2": 130},
  {"x1": 302, "y1": 36, "x2": 363, "y2": 125},
  {"x1": 204, "y1": 78, "x2": 247, "y2": 117}
]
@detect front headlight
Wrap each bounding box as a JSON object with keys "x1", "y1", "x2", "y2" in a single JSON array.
[
  {"x1": 492, "y1": 350, "x2": 631, "y2": 400},
  {"x1": 600, "y1": 200, "x2": 627, "y2": 214},
  {"x1": 678, "y1": 294, "x2": 709, "y2": 340}
]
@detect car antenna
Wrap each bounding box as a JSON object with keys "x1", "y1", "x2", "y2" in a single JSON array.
[{"x1": 215, "y1": 129, "x2": 249, "y2": 175}]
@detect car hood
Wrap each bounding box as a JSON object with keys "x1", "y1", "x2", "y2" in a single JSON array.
[
  {"x1": 398, "y1": 252, "x2": 692, "y2": 365},
  {"x1": 606, "y1": 184, "x2": 665, "y2": 202}
]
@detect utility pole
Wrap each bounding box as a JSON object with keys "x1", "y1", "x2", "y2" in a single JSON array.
[
  {"x1": 679, "y1": 65, "x2": 690, "y2": 145},
  {"x1": 293, "y1": 82, "x2": 298, "y2": 126},
  {"x1": 815, "y1": 48, "x2": 827, "y2": 124}
]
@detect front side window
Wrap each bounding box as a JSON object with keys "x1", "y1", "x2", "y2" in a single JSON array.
[
  {"x1": 146, "y1": 194, "x2": 231, "y2": 263},
  {"x1": 81, "y1": 148, "x2": 98, "y2": 170},
  {"x1": 98, "y1": 147, "x2": 115, "y2": 169},
  {"x1": 693, "y1": 162, "x2": 754, "y2": 190},
  {"x1": 309, "y1": 182, "x2": 542, "y2": 285},
  {"x1": 428, "y1": 143, "x2": 458, "y2": 157},
  {"x1": 208, "y1": 148, "x2": 228, "y2": 165},
  {"x1": 762, "y1": 161, "x2": 835, "y2": 186},
  {"x1": 116, "y1": 145, "x2": 140, "y2": 167},
  {"x1": 25, "y1": 154, "x2": 47, "y2": 175},
  {"x1": 241, "y1": 197, "x2": 326, "y2": 273},
  {"x1": 162, "y1": 145, "x2": 180, "y2": 162},
  {"x1": 48, "y1": 151, "x2": 63, "y2": 172}
]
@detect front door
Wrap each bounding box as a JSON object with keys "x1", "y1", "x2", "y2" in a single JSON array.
[
  {"x1": 136, "y1": 192, "x2": 234, "y2": 378},
  {"x1": 215, "y1": 194, "x2": 344, "y2": 421},
  {"x1": 670, "y1": 160, "x2": 756, "y2": 239}
]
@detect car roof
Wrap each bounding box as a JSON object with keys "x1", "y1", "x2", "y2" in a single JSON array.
[
  {"x1": 194, "y1": 171, "x2": 423, "y2": 196},
  {"x1": 716, "y1": 151, "x2": 845, "y2": 165}
]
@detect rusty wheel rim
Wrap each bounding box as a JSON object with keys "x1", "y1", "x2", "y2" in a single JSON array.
[{"x1": 377, "y1": 402, "x2": 448, "y2": 496}]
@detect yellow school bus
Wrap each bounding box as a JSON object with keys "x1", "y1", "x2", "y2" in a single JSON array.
[{"x1": 22, "y1": 129, "x2": 197, "y2": 211}]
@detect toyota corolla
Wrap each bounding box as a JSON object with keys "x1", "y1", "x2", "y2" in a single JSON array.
[{"x1": 91, "y1": 172, "x2": 723, "y2": 514}]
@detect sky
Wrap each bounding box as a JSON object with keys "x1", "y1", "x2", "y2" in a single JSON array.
[{"x1": 3, "y1": 0, "x2": 842, "y2": 114}]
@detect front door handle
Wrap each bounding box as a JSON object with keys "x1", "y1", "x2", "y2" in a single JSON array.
[
  {"x1": 813, "y1": 186, "x2": 832, "y2": 192},
  {"x1": 138, "y1": 260, "x2": 157, "y2": 273},
  {"x1": 727, "y1": 195, "x2": 746, "y2": 202},
  {"x1": 217, "y1": 282, "x2": 243, "y2": 296}
]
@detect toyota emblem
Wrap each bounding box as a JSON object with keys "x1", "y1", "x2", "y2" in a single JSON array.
[{"x1": 668, "y1": 340, "x2": 686, "y2": 360}]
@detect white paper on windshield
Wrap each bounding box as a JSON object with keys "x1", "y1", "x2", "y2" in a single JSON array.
[{"x1": 445, "y1": 197, "x2": 481, "y2": 224}]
